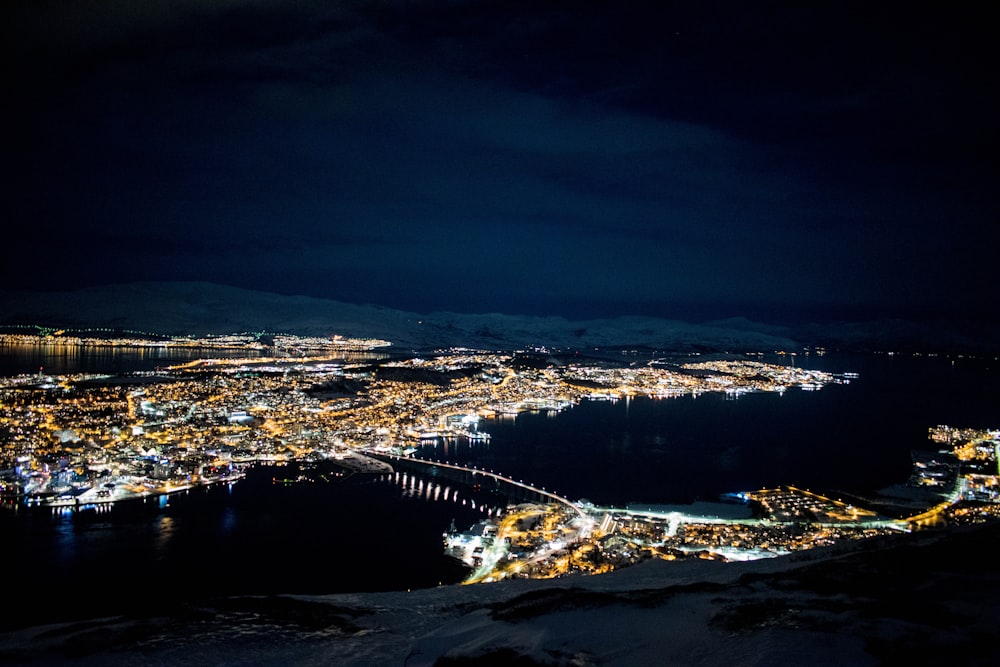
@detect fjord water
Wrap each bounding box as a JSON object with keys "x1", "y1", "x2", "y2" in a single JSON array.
[
  {"x1": 0, "y1": 341, "x2": 263, "y2": 375},
  {"x1": 420, "y1": 352, "x2": 999, "y2": 505},
  {"x1": 2, "y1": 350, "x2": 998, "y2": 628},
  {"x1": 2, "y1": 466, "x2": 480, "y2": 629}
]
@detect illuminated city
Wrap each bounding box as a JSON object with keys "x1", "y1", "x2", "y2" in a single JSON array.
[
  {"x1": 2, "y1": 0, "x2": 997, "y2": 662},
  {"x1": 3, "y1": 331, "x2": 996, "y2": 588}
]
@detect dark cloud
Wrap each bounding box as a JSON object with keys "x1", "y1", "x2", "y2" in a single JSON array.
[{"x1": 2, "y1": 1, "x2": 997, "y2": 322}]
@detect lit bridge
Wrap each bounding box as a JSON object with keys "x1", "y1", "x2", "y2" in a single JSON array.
[{"x1": 362, "y1": 450, "x2": 585, "y2": 518}]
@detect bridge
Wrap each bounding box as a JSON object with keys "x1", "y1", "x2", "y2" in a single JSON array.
[{"x1": 363, "y1": 450, "x2": 585, "y2": 518}]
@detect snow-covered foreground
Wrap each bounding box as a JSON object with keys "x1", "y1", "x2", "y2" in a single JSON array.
[{"x1": 2, "y1": 523, "x2": 998, "y2": 666}]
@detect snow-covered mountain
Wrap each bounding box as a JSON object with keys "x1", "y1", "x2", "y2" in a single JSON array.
[
  {"x1": 0, "y1": 282, "x2": 799, "y2": 352},
  {"x1": 1, "y1": 522, "x2": 996, "y2": 665},
  {"x1": 3, "y1": 281, "x2": 994, "y2": 353}
]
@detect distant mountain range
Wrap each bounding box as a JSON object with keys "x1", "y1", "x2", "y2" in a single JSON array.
[{"x1": 1, "y1": 282, "x2": 996, "y2": 354}]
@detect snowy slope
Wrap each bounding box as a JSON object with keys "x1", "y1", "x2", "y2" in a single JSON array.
[{"x1": 2, "y1": 523, "x2": 997, "y2": 666}]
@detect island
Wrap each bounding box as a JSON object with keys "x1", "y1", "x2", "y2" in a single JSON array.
[{"x1": 1, "y1": 330, "x2": 998, "y2": 585}]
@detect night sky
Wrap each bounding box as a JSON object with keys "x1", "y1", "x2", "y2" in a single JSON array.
[{"x1": 4, "y1": 1, "x2": 997, "y2": 324}]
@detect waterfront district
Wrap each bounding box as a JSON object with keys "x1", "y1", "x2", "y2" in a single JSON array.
[{"x1": 1, "y1": 330, "x2": 998, "y2": 585}]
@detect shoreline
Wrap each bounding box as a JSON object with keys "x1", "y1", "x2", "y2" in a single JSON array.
[{"x1": 14, "y1": 472, "x2": 246, "y2": 511}]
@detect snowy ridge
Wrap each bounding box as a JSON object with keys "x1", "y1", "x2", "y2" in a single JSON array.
[
  {"x1": 0, "y1": 282, "x2": 798, "y2": 352},
  {"x1": 2, "y1": 523, "x2": 997, "y2": 665},
  {"x1": 5, "y1": 281, "x2": 995, "y2": 353}
]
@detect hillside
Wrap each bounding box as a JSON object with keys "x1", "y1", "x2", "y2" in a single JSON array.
[{"x1": 1, "y1": 522, "x2": 997, "y2": 665}]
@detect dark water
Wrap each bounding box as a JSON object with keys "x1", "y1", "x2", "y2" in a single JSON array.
[
  {"x1": 2, "y1": 350, "x2": 998, "y2": 628},
  {"x1": 419, "y1": 353, "x2": 1000, "y2": 505},
  {"x1": 0, "y1": 341, "x2": 262, "y2": 375},
  {"x1": 2, "y1": 464, "x2": 485, "y2": 630}
]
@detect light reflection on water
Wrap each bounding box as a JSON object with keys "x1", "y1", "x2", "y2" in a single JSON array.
[
  {"x1": 220, "y1": 507, "x2": 236, "y2": 534},
  {"x1": 0, "y1": 342, "x2": 262, "y2": 376},
  {"x1": 382, "y1": 470, "x2": 501, "y2": 516},
  {"x1": 0, "y1": 342, "x2": 388, "y2": 376},
  {"x1": 154, "y1": 515, "x2": 175, "y2": 557}
]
